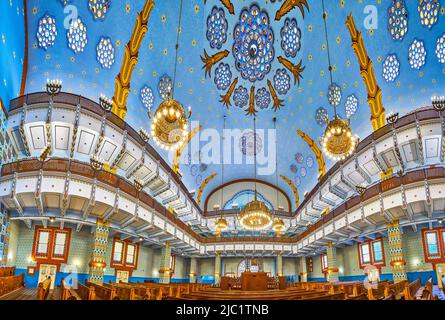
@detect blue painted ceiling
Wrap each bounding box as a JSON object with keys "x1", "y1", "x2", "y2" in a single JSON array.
[
  {"x1": 21, "y1": 0, "x2": 445, "y2": 210},
  {"x1": 0, "y1": 0, "x2": 25, "y2": 108}
]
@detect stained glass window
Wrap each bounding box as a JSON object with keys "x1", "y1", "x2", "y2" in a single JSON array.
[
  {"x1": 214, "y1": 63, "x2": 232, "y2": 91},
  {"x1": 408, "y1": 39, "x2": 427, "y2": 70},
  {"x1": 36, "y1": 14, "x2": 57, "y2": 50},
  {"x1": 360, "y1": 243, "x2": 371, "y2": 264},
  {"x1": 382, "y1": 54, "x2": 400, "y2": 82},
  {"x1": 206, "y1": 6, "x2": 228, "y2": 49},
  {"x1": 223, "y1": 190, "x2": 273, "y2": 210},
  {"x1": 436, "y1": 34, "x2": 445, "y2": 64},
  {"x1": 345, "y1": 94, "x2": 358, "y2": 117},
  {"x1": 280, "y1": 17, "x2": 302, "y2": 58},
  {"x1": 67, "y1": 17, "x2": 88, "y2": 53},
  {"x1": 96, "y1": 37, "x2": 115, "y2": 69}
]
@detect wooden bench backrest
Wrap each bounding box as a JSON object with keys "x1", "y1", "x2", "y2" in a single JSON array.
[
  {"x1": 37, "y1": 277, "x2": 52, "y2": 300},
  {"x1": 0, "y1": 274, "x2": 24, "y2": 297}
]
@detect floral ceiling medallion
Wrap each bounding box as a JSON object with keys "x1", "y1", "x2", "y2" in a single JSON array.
[{"x1": 201, "y1": 3, "x2": 306, "y2": 116}]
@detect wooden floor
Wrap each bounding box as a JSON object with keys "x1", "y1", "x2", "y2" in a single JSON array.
[{"x1": 0, "y1": 287, "x2": 61, "y2": 300}]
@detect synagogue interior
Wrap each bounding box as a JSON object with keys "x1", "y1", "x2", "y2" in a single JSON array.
[{"x1": 1, "y1": 0, "x2": 445, "y2": 302}]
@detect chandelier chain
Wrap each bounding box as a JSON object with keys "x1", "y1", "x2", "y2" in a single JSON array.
[
  {"x1": 171, "y1": 0, "x2": 183, "y2": 99},
  {"x1": 321, "y1": 0, "x2": 337, "y2": 116}
]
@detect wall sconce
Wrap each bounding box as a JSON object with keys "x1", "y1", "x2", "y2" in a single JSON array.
[
  {"x1": 90, "y1": 155, "x2": 105, "y2": 171},
  {"x1": 46, "y1": 79, "x2": 62, "y2": 96},
  {"x1": 386, "y1": 112, "x2": 399, "y2": 125},
  {"x1": 356, "y1": 185, "x2": 367, "y2": 196},
  {"x1": 134, "y1": 178, "x2": 144, "y2": 192},
  {"x1": 139, "y1": 128, "x2": 150, "y2": 143},
  {"x1": 432, "y1": 96, "x2": 445, "y2": 111},
  {"x1": 99, "y1": 94, "x2": 112, "y2": 111}
]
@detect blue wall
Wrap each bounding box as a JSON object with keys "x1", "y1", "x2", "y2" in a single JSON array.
[
  {"x1": 308, "y1": 271, "x2": 437, "y2": 285},
  {"x1": 0, "y1": 0, "x2": 25, "y2": 110},
  {"x1": 15, "y1": 268, "x2": 189, "y2": 287}
]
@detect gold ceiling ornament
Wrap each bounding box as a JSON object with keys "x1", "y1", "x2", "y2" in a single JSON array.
[
  {"x1": 297, "y1": 130, "x2": 326, "y2": 179},
  {"x1": 197, "y1": 173, "x2": 217, "y2": 206},
  {"x1": 172, "y1": 124, "x2": 202, "y2": 176},
  {"x1": 275, "y1": 0, "x2": 310, "y2": 21},
  {"x1": 112, "y1": 0, "x2": 154, "y2": 120},
  {"x1": 272, "y1": 218, "x2": 285, "y2": 237},
  {"x1": 321, "y1": 116, "x2": 359, "y2": 161},
  {"x1": 346, "y1": 13, "x2": 386, "y2": 131},
  {"x1": 238, "y1": 117, "x2": 273, "y2": 231},
  {"x1": 150, "y1": 0, "x2": 191, "y2": 151},
  {"x1": 280, "y1": 175, "x2": 299, "y2": 208}
]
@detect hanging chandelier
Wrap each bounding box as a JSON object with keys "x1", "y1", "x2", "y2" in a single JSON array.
[
  {"x1": 149, "y1": 0, "x2": 191, "y2": 151},
  {"x1": 214, "y1": 217, "x2": 228, "y2": 237},
  {"x1": 272, "y1": 218, "x2": 285, "y2": 237},
  {"x1": 320, "y1": 0, "x2": 358, "y2": 161},
  {"x1": 239, "y1": 117, "x2": 272, "y2": 231},
  {"x1": 150, "y1": 99, "x2": 190, "y2": 150},
  {"x1": 239, "y1": 198, "x2": 273, "y2": 231},
  {"x1": 322, "y1": 116, "x2": 358, "y2": 161}
]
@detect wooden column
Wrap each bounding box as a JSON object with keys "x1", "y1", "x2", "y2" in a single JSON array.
[
  {"x1": 387, "y1": 220, "x2": 407, "y2": 283},
  {"x1": 159, "y1": 242, "x2": 172, "y2": 284},
  {"x1": 326, "y1": 241, "x2": 339, "y2": 282},
  {"x1": 88, "y1": 219, "x2": 109, "y2": 284}
]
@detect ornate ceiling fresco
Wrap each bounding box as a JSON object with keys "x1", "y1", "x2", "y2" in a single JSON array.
[{"x1": 18, "y1": 0, "x2": 445, "y2": 210}]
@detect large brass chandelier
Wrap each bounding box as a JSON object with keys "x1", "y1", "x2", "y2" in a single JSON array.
[
  {"x1": 149, "y1": 0, "x2": 191, "y2": 151},
  {"x1": 239, "y1": 117, "x2": 273, "y2": 231},
  {"x1": 322, "y1": 116, "x2": 358, "y2": 161},
  {"x1": 320, "y1": 0, "x2": 357, "y2": 161}
]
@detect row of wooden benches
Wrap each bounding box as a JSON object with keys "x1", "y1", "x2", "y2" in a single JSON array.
[
  {"x1": 60, "y1": 280, "x2": 213, "y2": 300},
  {"x1": 171, "y1": 286, "x2": 347, "y2": 300},
  {"x1": 292, "y1": 277, "x2": 437, "y2": 300}
]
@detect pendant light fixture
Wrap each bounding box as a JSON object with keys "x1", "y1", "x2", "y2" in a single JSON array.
[
  {"x1": 271, "y1": 117, "x2": 285, "y2": 237},
  {"x1": 320, "y1": 0, "x2": 358, "y2": 161},
  {"x1": 239, "y1": 117, "x2": 273, "y2": 231},
  {"x1": 149, "y1": 0, "x2": 191, "y2": 151}
]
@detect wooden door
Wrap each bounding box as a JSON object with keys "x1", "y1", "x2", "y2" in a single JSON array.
[
  {"x1": 38, "y1": 264, "x2": 57, "y2": 289},
  {"x1": 436, "y1": 263, "x2": 445, "y2": 289},
  {"x1": 116, "y1": 270, "x2": 129, "y2": 283}
]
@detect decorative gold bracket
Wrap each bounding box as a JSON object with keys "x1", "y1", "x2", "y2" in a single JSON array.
[
  {"x1": 112, "y1": 0, "x2": 155, "y2": 120},
  {"x1": 346, "y1": 13, "x2": 385, "y2": 131}
]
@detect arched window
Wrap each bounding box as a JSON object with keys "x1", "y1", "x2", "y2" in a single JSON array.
[
  {"x1": 223, "y1": 190, "x2": 273, "y2": 210},
  {"x1": 238, "y1": 258, "x2": 260, "y2": 275}
]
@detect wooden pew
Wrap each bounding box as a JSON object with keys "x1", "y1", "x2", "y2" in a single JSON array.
[
  {"x1": 384, "y1": 280, "x2": 407, "y2": 300},
  {"x1": 0, "y1": 273, "x2": 24, "y2": 298},
  {"x1": 367, "y1": 281, "x2": 391, "y2": 300},
  {"x1": 85, "y1": 281, "x2": 119, "y2": 300},
  {"x1": 76, "y1": 281, "x2": 97, "y2": 300},
  {"x1": 403, "y1": 278, "x2": 421, "y2": 300},
  {"x1": 420, "y1": 277, "x2": 437, "y2": 300},
  {"x1": 61, "y1": 279, "x2": 80, "y2": 300},
  {"x1": 37, "y1": 277, "x2": 52, "y2": 300},
  {"x1": 0, "y1": 267, "x2": 15, "y2": 277}
]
